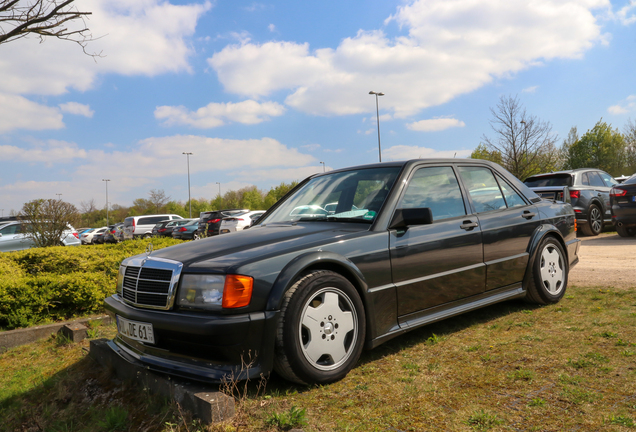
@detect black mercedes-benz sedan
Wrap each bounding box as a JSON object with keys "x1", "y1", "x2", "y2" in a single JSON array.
[{"x1": 104, "y1": 159, "x2": 580, "y2": 385}]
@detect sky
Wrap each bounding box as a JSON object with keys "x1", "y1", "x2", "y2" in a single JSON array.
[{"x1": 1, "y1": 0, "x2": 635, "y2": 216}]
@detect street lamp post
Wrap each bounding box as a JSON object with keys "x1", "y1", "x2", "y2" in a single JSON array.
[
  {"x1": 56, "y1": 194, "x2": 62, "y2": 201},
  {"x1": 320, "y1": 161, "x2": 325, "y2": 172},
  {"x1": 102, "y1": 179, "x2": 110, "y2": 226},
  {"x1": 216, "y1": 182, "x2": 221, "y2": 198},
  {"x1": 369, "y1": 91, "x2": 385, "y2": 162},
  {"x1": 183, "y1": 152, "x2": 193, "y2": 218}
]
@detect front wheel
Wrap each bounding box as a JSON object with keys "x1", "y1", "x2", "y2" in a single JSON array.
[
  {"x1": 274, "y1": 270, "x2": 366, "y2": 385},
  {"x1": 525, "y1": 236, "x2": 568, "y2": 305}
]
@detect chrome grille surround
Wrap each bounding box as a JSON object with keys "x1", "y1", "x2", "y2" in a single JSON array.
[{"x1": 119, "y1": 256, "x2": 183, "y2": 310}]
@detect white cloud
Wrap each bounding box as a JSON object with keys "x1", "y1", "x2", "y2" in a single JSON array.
[
  {"x1": 0, "y1": 139, "x2": 87, "y2": 164},
  {"x1": 233, "y1": 166, "x2": 326, "y2": 183},
  {"x1": 0, "y1": 0, "x2": 211, "y2": 97},
  {"x1": 209, "y1": 0, "x2": 608, "y2": 118},
  {"x1": 0, "y1": 93, "x2": 64, "y2": 133},
  {"x1": 608, "y1": 95, "x2": 636, "y2": 114},
  {"x1": 616, "y1": 1, "x2": 636, "y2": 25},
  {"x1": 407, "y1": 118, "x2": 466, "y2": 132},
  {"x1": 383, "y1": 145, "x2": 472, "y2": 161},
  {"x1": 522, "y1": 86, "x2": 539, "y2": 93},
  {"x1": 59, "y1": 102, "x2": 94, "y2": 118},
  {"x1": 154, "y1": 100, "x2": 286, "y2": 128},
  {"x1": 268, "y1": 24, "x2": 276, "y2": 32}
]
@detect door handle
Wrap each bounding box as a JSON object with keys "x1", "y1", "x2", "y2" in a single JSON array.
[
  {"x1": 460, "y1": 221, "x2": 478, "y2": 231},
  {"x1": 522, "y1": 211, "x2": 536, "y2": 219}
]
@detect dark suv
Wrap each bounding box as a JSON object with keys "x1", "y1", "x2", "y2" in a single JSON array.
[
  {"x1": 197, "y1": 209, "x2": 248, "y2": 237},
  {"x1": 524, "y1": 168, "x2": 618, "y2": 236}
]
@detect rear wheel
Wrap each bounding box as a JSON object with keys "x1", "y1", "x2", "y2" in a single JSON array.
[
  {"x1": 525, "y1": 236, "x2": 568, "y2": 305},
  {"x1": 274, "y1": 270, "x2": 365, "y2": 385},
  {"x1": 579, "y1": 204, "x2": 603, "y2": 236},
  {"x1": 193, "y1": 232, "x2": 200, "y2": 240},
  {"x1": 616, "y1": 225, "x2": 636, "y2": 237}
]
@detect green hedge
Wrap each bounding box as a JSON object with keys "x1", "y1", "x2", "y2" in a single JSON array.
[{"x1": 0, "y1": 238, "x2": 182, "y2": 330}]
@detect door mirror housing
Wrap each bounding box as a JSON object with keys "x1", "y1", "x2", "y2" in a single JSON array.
[{"x1": 389, "y1": 208, "x2": 434, "y2": 230}]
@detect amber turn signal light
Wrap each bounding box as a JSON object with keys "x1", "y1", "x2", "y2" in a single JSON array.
[{"x1": 222, "y1": 275, "x2": 254, "y2": 308}]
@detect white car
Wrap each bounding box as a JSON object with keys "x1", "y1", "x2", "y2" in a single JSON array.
[
  {"x1": 0, "y1": 221, "x2": 80, "y2": 252},
  {"x1": 81, "y1": 226, "x2": 108, "y2": 245},
  {"x1": 219, "y1": 211, "x2": 266, "y2": 234}
]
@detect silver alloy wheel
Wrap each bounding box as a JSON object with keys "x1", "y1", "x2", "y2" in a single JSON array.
[
  {"x1": 539, "y1": 243, "x2": 565, "y2": 295},
  {"x1": 590, "y1": 206, "x2": 602, "y2": 234},
  {"x1": 299, "y1": 287, "x2": 358, "y2": 371}
]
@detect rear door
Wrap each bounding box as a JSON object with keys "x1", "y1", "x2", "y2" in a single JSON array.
[
  {"x1": 457, "y1": 166, "x2": 539, "y2": 290},
  {"x1": 390, "y1": 165, "x2": 485, "y2": 317}
]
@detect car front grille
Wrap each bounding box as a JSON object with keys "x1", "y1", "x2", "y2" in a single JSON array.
[{"x1": 121, "y1": 260, "x2": 181, "y2": 309}]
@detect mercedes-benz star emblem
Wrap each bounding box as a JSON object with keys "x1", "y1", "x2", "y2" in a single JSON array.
[{"x1": 146, "y1": 243, "x2": 154, "y2": 257}]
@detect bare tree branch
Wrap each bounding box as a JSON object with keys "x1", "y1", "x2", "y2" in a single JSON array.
[{"x1": 0, "y1": 0, "x2": 102, "y2": 57}]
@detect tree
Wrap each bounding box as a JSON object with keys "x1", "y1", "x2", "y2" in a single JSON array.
[
  {"x1": 148, "y1": 189, "x2": 170, "y2": 213},
  {"x1": 0, "y1": 0, "x2": 97, "y2": 54},
  {"x1": 481, "y1": 95, "x2": 560, "y2": 180},
  {"x1": 19, "y1": 198, "x2": 80, "y2": 247},
  {"x1": 623, "y1": 119, "x2": 636, "y2": 176},
  {"x1": 264, "y1": 181, "x2": 299, "y2": 208},
  {"x1": 470, "y1": 143, "x2": 502, "y2": 165},
  {"x1": 562, "y1": 119, "x2": 626, "y2": 175}
]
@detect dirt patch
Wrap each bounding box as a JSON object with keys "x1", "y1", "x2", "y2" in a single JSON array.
[{"x1": 568, "y1": 232, "x2": 636, "y2": 289}]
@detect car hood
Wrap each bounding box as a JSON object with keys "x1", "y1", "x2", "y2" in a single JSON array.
[{"x1": 144, "y1": 222, "x2": 371, "y2": 271}]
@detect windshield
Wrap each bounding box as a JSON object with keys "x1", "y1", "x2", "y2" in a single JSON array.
[{"x1": 260, "y1": 167, "x2": 400, "y2": 224}]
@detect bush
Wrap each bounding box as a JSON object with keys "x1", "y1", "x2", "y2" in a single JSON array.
[{"x1": 0, "y1": 238, "x2": 182, "y2": 330}]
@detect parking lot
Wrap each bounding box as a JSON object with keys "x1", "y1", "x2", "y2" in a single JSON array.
[{"x1": 569, "y1": 232, "x2": 636, "y2": 289}]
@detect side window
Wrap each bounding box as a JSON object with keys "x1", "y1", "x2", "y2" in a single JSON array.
[
  {"x1": 588, "y1": 172, "x2": 605, "y2": 187},
  {"x1": 598, "y1": 171, "x2": 618, "y2": 187},
  {"x1": 0, "y1": 224, "x2": 19, "y2": 235},
  {"x1": 496, "y1": 174, "x2": 527, "y2": 208},
  {"x1": 457, "y1": 166, "x2": 506, "y2": 213},
  {"x1": 581, "y1": 172, "x2": 590, "y2": 186},
  {"x1": 398, "y1": 166, "x2": 466, "y2": 221}
]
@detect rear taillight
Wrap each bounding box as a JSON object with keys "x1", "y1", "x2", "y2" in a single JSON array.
[
  {"x1": 611, "y1": 187, "x2": 627, "y2": 197},
  {"x1": 178, "y1": 227, "x2": 187, "y2": 232},
  {"x1": 159, "y1": 228, "x2": 166, "y2": 232},
  {"x1": 73, "y1": 232, "x2": 79, "y2": 239},
  {"x1": 209, "y1": 218, "x2": 221, "y2": 223},
  {"x1": 111, "y1": 229, "x2": 115, "y2": 234},
  {"x1": 570, "y1": 190, "x2": 580, "y2": 199}
]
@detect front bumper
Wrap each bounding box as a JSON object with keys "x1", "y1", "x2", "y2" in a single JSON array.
[{"x1": 104, "y1": 295, "x2": 279, "y2": 382}]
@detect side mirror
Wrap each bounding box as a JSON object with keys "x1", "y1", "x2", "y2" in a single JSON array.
[{"x1": 389, "y1": 208, "x2": 434, "y2": 230}]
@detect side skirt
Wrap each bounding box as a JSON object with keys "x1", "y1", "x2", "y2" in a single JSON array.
[{"x1": 366, "y1": 284, "x2": 525, "y2": 349}]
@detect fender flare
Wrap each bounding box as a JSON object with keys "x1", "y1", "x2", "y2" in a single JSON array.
[
  {"x1": 265, "y1": 250, "x2": 369, "y2": 311},
  {"x1": 522, "y1": 224, "x2": 568, "y2": 291}
]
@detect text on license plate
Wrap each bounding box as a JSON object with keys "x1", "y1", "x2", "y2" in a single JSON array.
[{"x1": 117, "y1": 316, "x2": 155, "y2": 344}]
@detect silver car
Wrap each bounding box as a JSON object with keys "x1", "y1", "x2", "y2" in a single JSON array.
[{"x1": 0, "y1": 221, "x2": 81, "y2": 252}]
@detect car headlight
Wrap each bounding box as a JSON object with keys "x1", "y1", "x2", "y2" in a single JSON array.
[
  {"x1": 116, "y1": 265, "x2": 126, "y2": 295},
  {"x1": 177, "y1": 274, "x2": 253, "y2": 310}
]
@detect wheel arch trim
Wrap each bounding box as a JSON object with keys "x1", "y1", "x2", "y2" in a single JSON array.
[{"x1": 522, "y1": 225, "x2": 568, "y2": 291}]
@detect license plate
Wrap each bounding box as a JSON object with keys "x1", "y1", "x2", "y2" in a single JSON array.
[
  {"x1": 539, "y1": 192, "x2": 555, "y2": 199},
  {"x1": 117, "y1": 316, "x2": 155, "y2": 344},
  {"x1": 220, "y1": 229, "x2": 230, "y2": 233}
]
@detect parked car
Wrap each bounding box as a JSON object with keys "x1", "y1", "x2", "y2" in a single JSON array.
[
  {"x1": 172, "y1": 219, "x2": 201, "y2": 240},
  {"x1": 197, "y1": 209, "x2": 248, "y2": 237},
  {"x1": 93, "y1": 225, "x2": 113, "y2": 244},
  {"x1": 105, "y1": 159, "x2": 580, "y2": 386},
  {"x1": 0, "y1": 221, "x2": 80, "y2": 252},
  {"x1": 523, "y1": 168, "x2": 618, "y2": 236},
  {"x1": 219, "y1": 211, "x2": 266, "y2": 234},
  {"x1": 151, "y1": 220, "x2": 173, "y2": 237},
  {"x1": 104, "y1": 223, "x2": 124, "y2": 244},
  {"x1": 81, "y1": 227, "x2": 108, "y2": 245},
  {"x1": 610, "y1": 174, "x2": 636, "y2": 237},
  {"x1": 123, "y1": 214, "x2": 184, "y2": 240},
  {"x1": 162, "y1": 219, "x2": 194, "y2": 238}
]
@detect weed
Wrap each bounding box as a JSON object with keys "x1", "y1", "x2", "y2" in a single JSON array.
[
  {"x1": 622, "y1": 350, "x2": 636, "y2": 357},
  {"x1": 97, "y1": 406, "x2": 128, "y2": 431},
  {"x1": 560, "y1": 387, "x2": 598, "y2": 404},
  {"x1": 466, "y1": 344, "x2": 481, "y2": 352},
  {"x1": 598, "y1": 331, "x2": 618, "y2": 338},
  {"x1": 616, "y1": 339, "x2": 632, "y2": 346},
  {"x1": 508, "y1": 368, "x2": 535, "y2": 382},
  {"x1": 427, "y1": 362, "x2": 440, "y2": 372},
  {"x1": 528, "y1": 398, "x2": 545, "y2": 407},
  {"x1": 465, "y1": 409, "x2": 504, "y2": 430},
  {"x1": 266, "y1": 406, "x2": 308, "y2": 430},
  {"x1": 426, "y1": 333, "x2": 441, "y2": 345},
  {"x1": 608, "y1": 414, "x2": 636, "y2": 427}
]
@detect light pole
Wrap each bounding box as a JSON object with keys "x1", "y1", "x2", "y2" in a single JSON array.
[
  {"x1": 320, "y1": 161, "x2": 325, "y2": 172},
  {"x1": 216, "y1": 182, "x2": 221, "y2": 198},
  {"x1": 56, "y1": 194, "x2": 62, "y2": 200},
  {"x1": 102, "y1": 179, "x2": 110, "y2": 226},
  {"x1": 183, "y1": 152, "x2": 193, "y2": 218},
  {"x1": 369, "y1": 91, "x2": 384, "y2": 162}
]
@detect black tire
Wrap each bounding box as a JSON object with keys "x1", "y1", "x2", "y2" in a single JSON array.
[
  {"x1": 193, "y1": 232, "x2": 200, "y2": 240},
  {"x1": 579, "y1": 204, "x2": 603, "y2": 236},
  {"x1": 524, "y1": 236, "x2": 568, "y2": 305},
  {"x1": 273, "y1": 270, "x2": 366, "y2": 385},
  {"x1": 616, "y1": 225, "x2": 636, "y2": 237}
]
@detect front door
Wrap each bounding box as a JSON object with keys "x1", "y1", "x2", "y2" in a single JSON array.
[{"x1": 390, "y1": 165, "x2": 485, "y2": 317}]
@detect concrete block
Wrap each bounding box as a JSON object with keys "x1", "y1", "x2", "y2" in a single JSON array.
[
  {"x1": 59, "y1": 323, "x2": 88, "y2": 343},
  {"x1": 89, "y1": 338, "x2": 235, "y2": 425}
]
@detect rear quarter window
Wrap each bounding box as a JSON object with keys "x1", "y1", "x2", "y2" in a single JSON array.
[{"x1": 524, "y1": 175, "x2": 572, "y2": 187}]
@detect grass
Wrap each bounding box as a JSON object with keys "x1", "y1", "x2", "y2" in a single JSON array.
[{"x1": 1, "y1": 284, "x2": 636, "y2": 431}]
